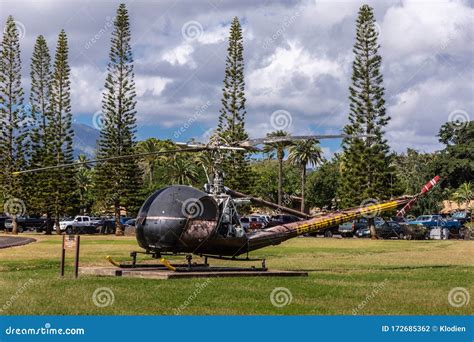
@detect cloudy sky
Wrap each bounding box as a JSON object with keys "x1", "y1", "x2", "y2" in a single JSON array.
[{"x1": 1, "y1": 0, "x2": 473, "y2": 157}]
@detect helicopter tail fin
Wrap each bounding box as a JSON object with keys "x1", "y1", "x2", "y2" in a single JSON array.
[{"x1": 396, "y1": 175, "x2": 440, "y2": 217}]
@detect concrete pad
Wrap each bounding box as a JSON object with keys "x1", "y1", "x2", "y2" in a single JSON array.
[{"x1": 79, "y1": 266, "x2": 308, "y2": 279}]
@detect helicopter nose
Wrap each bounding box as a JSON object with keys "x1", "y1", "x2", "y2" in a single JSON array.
[
  {"x1": 135, "y1": 185, "x2": 218, "y2": 253},
  {"x1": 136, "y1": 215, "x2": 187, "y2": 250}
]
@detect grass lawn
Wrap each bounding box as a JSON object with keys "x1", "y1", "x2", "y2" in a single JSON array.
[{"x1": 0, "y1": 233, "x2": 472, "y2": 315}]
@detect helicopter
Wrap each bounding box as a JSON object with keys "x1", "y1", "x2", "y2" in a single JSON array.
[{"x1": 14, "y1": 133, "x2": 440, "y2": 270}]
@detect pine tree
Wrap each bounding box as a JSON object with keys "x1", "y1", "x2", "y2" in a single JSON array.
[
  {"x1": 0, "y1": 16, "x2": 27, "y2": 235},
  {"x1": 28, "y1": 35, "x2": 55, "y2": 233},
  {"x1": 49, "y1": 30, "x2": 75, "y2": 233},
  {"x1": 95, "y1": 3, "x2": 141, "y2": 236},
  {"x1": 337, "y1": 5, "x2": 395, "y2": 237},
  {"x1": 216, "y1": 17, "x2": 251, "y2": 192}
]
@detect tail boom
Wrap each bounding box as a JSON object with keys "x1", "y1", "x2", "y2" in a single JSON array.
[
  {"x1": 247, "y1": 198, "x2": 409, "y2": 252},
  {"x1": 246, "y1": 175, "x2": 441, "y2": 254}
]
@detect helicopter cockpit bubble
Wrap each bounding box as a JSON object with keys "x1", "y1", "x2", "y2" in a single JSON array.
[{"x1": 136, "y1": 185, "x2": 219, "y2": 252}]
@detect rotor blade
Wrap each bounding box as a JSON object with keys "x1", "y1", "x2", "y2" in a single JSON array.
[
  {"x1": 226, "y1": 188, "x2": 312, "y2": 219},
  {"x1": 176, "y1": 142, "x2": 249, "y2": 151},
  {"x1": 12, "y1": 147, "x2": 207, "y2": 175},
  {"x1": 241, "y1": 134, "x2": 376, "y2": 146}
]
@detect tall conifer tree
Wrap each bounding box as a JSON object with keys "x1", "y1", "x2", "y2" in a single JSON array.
[
  {"x1": 49, "y1": 30, "x2": 75, "y2": 233},
  {"x1": 29, "y1": 35, "x2": 54, "y2": 232},
  {"x1": 95, "y1": 3, "x2": 141, "y2": 235},
  {"x1": 216, "y1": 17, "x2": 251, "y2": 192},
  {"x1": 0, "y1": 16, "x2": 27, "y2": 234},
  {"x1": 337, "y1": 5, "x2": 395, "y2": 236}
]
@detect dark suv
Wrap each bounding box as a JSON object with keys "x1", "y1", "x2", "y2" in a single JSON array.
[
  {"x1": 4, "y1": 216, "x2": 47, "y2": 232},
  {"x1": 375, "y1": 221, "x2": 404, "y2": 239}
]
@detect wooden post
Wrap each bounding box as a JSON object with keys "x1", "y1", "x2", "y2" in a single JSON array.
[
  {"x1": 74, "y1": 235, "x2": 80, "y2": 278},
  {"x1": 60, "y1": 235, "x2": 66, "y2": 277},
  {"x1": 60, "y1": 235, "x2": 80, "y2": 278}
]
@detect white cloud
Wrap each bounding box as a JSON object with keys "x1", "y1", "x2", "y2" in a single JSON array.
[
  {"x1": 136, "y1": 75, "x2": 171, "y2": 97},
  {"x1": 387, "y1": 75, "x2": 473, "y2": 152},
  {"x1": 381, "y1": 0, "x2": 473, "y2": 60},
  {"x1": 298, "y1": 0, "x2": 362, "y2": 28},
  {"x1": 197, "y1": 24, "x2": 229, "y2": 44},
  {"x1": 70, "y1": 65, "x2": 104, "y2": 114},
  {"x1": 162, "y1": 44, "x2": 195, "y2": 67},
  {"x1": 247, "y1": 40, "x2": 345, "y2": 111}
]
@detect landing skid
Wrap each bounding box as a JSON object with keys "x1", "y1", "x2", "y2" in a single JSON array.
[{"x1": 107, "y1": 251, "x2": 267, "y2": 272}]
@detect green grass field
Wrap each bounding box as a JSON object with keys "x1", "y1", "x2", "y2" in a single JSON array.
[{"x1": 0, "y1": 233, "x2": 472, "y2": 315}]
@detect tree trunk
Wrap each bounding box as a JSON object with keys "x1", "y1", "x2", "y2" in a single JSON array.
[
  {"x1": 45, "y1": 213, "x2": 53, "y2": 235},
  {"x1": 55, "y1": 215, "x2": 61, "y2": 235},
  {"x1": 368, "y1": 217, "x2": 378, "y2": 239},
  {"x1": 115, "y1": 201, "x2": 123, "y2": 236},
  {"x1": 79, "y1": 193, "x2": 84, "y2": 215},
  {"x1": 149, "y1": 164, "x2": 154, "y2": 186},
  {"x1": 12, "y1": 216, "x2": 18, "y2": 235},
  {"x1": 277, "y1": 154, "x2": 283, "y2": 206},
  {"x1": 301, "y1": 166, "x2": 306, "y2": 213}
]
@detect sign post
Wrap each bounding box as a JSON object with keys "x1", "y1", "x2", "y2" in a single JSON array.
[
  {"x1": 60, "y1": 235, "x2": 80, "y2": 278},
  {"x1": 74, "y1": 235, "x2": 81, "y2": 278},
  {"x1": 60, "y1": 235, "x2": 66, "y2": 277}
]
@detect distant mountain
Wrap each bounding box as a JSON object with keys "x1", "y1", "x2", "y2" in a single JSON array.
[{"x1": 72, "y1": 123, "x2": 100, "y2": 159}]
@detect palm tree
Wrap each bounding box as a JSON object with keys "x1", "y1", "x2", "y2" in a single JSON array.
[
  {"x1": 136, "y1": 138, "x2": 162, "y2": 186},
  {"x1": 75, "y1": 168, "x2": 92, "y2": 214},
  {"x1": 452, "y1": 182, "x2": 473, "y2": 219},
  {"x1": 288, "y1": 139, "x2": 323, "y2": 213},
  {"x1": 77, "y1": 154, "x2": 90, "y2": 169},
  {"x1": 264, "y1": 130, "x2": 291, "y2": 205},
  {"x1": 195, "y1": 151, "x2": 216, "y2": 184},
  {"x1": 168, "y1": 155, "x2": 200, "y2": 185}
]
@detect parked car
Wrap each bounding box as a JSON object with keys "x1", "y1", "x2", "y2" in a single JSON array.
[
  {"x1": 240, "y1": 217, "x2": 250, "y2": 231},
  {"x1": 123, "y1": 218, "x2": 136, "y2": 235},
  {"x1": 266, "y1": 214, "x2": 301, "y2": 228},
  {"x1": 249, "y1": 221, "x2": 264, "y2": 230},
  {"x1": 338, "y1": 221, "x2": 356, "y2": 237},
  {"x1": 355, "y1": 227, "x2": 371, "y2": 238},
  {"x1": 391, "y1": 216, "x2": 406, "y2": 223},
  {"x1": 247, "y1": 216, "x2": 268, "y2": 230},
  {"x1": 59, "y1": 216, "x2": 101, "y2": 234},
  {"x1": 450, "y1": 212, "x2": 470, "y2": 226},
  {"x1": 252, "y1": 214, "x2": 271, "y2": 226},
  {"x1": 96, "y1": 218, "x2": 116, "y2": 234},
  {"x1": 120, "y1": 216, "x2": 135, "y2": 225},
  {"x1": 339, "y1": 217, "x2": 385, "y2": 237},
  {"x1": 319, "y1": 225, "x2": 340, "y2": 238},
  {"x1": 4, "y1": 216, "x2": 47, "y2": 233},
  {"x1": 353, "y1": 218, "x2": 389, "y2": 238},
  {"x1": 124, "y1": 218, "x2": 136, "y2": 227},
  {"x1": 0, "y1": 216, "x2": 8, "y2": 231},
  {"x1": 405, "y1": 215, "x2": 462, "y2": 238},
  {"x1": 375, "y1": 221, "x2": 404, "y2": 239},
  {"x1": 406, "y1": 215, "x2": 461, "y2": 229}
]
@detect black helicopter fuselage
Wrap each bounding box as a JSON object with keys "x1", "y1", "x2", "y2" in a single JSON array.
[
  {"x1": 135, "y1": 185, "x2": 409, "y2": 258},
  {"x1": 135, "y1": 185, "x2": 300, "y2": 257}
]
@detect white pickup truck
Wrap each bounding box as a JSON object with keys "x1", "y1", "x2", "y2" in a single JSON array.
[{"x1": 59, "y1": 216, "x2": 101, "y2": 234}]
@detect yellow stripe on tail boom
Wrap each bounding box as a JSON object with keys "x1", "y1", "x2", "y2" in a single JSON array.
[{"x1": 295, "y1": 200, "x2": 401, "y2": 236}]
